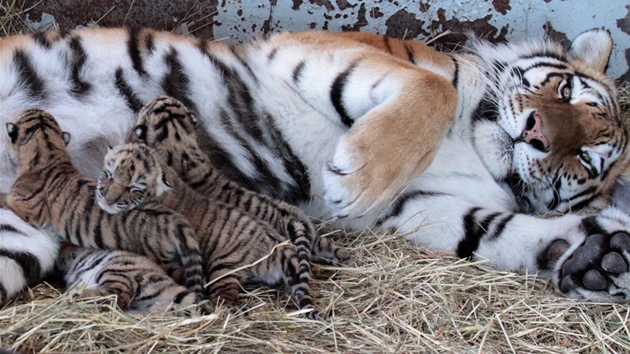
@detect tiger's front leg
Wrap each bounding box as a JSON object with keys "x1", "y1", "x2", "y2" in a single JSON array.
[{"x1": 322, "y1": 61, "x2": 456, "y2": 218}]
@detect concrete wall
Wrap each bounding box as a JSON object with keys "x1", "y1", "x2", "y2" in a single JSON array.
[{"x1": 23, "y1": 0, "x2": 630, "y2": 83}]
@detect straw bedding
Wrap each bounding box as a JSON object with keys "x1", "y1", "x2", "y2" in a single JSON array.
[{"x1": 1, "y1": 4, "x2": 630, "y2": 353}]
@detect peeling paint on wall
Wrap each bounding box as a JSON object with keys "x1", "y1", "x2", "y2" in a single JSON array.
[{"x1": 22, "y1": 0, "x2": 630, "y2": 83}]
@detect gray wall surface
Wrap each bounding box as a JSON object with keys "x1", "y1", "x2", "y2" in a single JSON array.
[{"x1": 23, "y1": 0, "x2": 630, "y2": 83}]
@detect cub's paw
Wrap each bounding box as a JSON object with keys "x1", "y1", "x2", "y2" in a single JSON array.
[
  {"x1": 323, "y1": 139, "x2": 401, "y2": 218},
  {"x1": 555, "y1": 232, "x2": 630, "y2": 303}
]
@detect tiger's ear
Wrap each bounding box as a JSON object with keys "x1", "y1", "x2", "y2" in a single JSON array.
[
  {"x1": 6, "y1": 123, "x2": 17, "y2": 143},
  {"x1": 569, "y1": 29, "x2": 613, "y2": 73},
  {"x1": 62, "y1": 132, "x2": 71, "y2": 146},
  {"x1": 155, "y1": 172, "x2": 172, "y2": 197}
]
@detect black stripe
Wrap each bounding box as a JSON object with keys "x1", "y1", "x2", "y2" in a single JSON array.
[
  {"x1": 173, "y1": 290, "x2": 191, "y2": 304},
  {"x1": 127, "y1": 26, "x2": 147, "y2": 77},
  {"x1": 268, "y1": 48, "x2": 278, "y2": 62},
  {"x1": 145, "y1": 32, "x2": 155, "y2": 54},
  {"x1": 376, "y1": 190, "x2": 446, "y2": 226},
  {"x1": 68, "y1": 36, "x2": 92, "y2": 96},
  {"x1": 32, "y1": 32, "x2": 52, "y2": 48},
  {"x1": 487, "y1": 214, "x2": 515, "y2": 240},
  {"x1": 13, "y1": 50, "x2": 45, "y2": 100},
  {"x1": 0, "y1": 282, "x2": 7, "y2": 301},
  {"x1": 522, "y1": 51, "x2": 567, "y2": 62},
  {"x1": 0, "y1": 249, "x2": 43, "y2": 286},
  {"x1": 0, "y1": 224, "x2": 25, "y2": 235},
  {"x1": 580, "y1": 216, "x2": 605, "y2": 236},
  {"x1": 217, "y1": 110, "x2": 282, "y2": 196},
  {"x1": 292, "y1": 60, "x2": 305, "y2": 83},
  {"x1": 451, "y1": 55, "x2": 459, "y2": 88},
  {"x1": 547, "y1": 179, "x2": 562, "y2": 211},
  {"x1": 162, "y1": 47, "x2": 196, "y2": 112},
  {"x1": 330, "y1": 63, "x2": 358, "y2": 127},
  {"x1": 115, "y1": 68, "x2": 143, "y2": 112},
  {"x1": 457, "y1": 207, "x2": 486, "y2": 259},
  {"x1": 263, "y1": 113, "x2": 311, "y2": 203}
]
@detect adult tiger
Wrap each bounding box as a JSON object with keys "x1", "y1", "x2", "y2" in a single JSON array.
[{"x1": 0, "y1": 27, "x2": 628, "y2": 303}]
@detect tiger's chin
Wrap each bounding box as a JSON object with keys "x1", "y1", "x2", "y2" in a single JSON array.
[{"x1": 472, "y1": 119, "x2": 514, "y2": 181}]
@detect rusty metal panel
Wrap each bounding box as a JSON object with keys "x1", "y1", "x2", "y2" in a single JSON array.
[{"x1": 21, "y1": 0, "x2": 630, "y2": 83}]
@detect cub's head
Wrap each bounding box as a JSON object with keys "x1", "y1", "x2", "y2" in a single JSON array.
[
  {"x1": 96, "y1": 144, "x2": 171, "y2": 214},
  {"x1": 5, "y1": 109, "x2": 71, "y2": 169},
  {"x1": 473, "y1": 29, "x2": 628, "y2": 214},
  {"x1": 129, "y1": 96, "x2": 201, "y2": 174}
]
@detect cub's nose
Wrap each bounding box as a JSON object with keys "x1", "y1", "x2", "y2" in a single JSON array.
[{"x1": 522, "y1": 113, "x2": 549, "y2": 152}]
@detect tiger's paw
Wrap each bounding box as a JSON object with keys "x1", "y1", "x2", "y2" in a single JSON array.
[
  {"x1": 323, "y1": 138, "x2": 403, "y2": 218},
  {"x1": 554, "y1": 232, "x2": 630, "y2": 303}
]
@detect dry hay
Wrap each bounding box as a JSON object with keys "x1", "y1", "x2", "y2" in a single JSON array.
[
  {"x1": 2, "y1": 4, "x2": 630, "y2": 353},
  {"x1": 2, "y1": 223, "x2": 630, "y2": 353}
]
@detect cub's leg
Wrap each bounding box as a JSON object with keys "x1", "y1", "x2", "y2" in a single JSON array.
[{"x1": 320, "y1": 58, "x2": 457, "y2": 218}]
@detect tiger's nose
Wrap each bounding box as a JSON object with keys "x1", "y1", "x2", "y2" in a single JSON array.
[{"x1": 522, "y1": 113, "x2": 549, "y2": 152}]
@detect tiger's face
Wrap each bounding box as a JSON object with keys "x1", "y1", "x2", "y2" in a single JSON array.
[
  {"x1": 129, "y1": 96, "x2": 201, "y2": 174},
  {"x1": 473, "y1": 29, "x2": 629, "y2": 214},
  {"x1": 96, "y1": 144, "x2": 170, "y2": 214}
]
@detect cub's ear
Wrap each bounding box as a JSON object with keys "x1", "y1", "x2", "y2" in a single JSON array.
[
  {"x1": 6, "y1": 123, "x2": 17, "y2": 143},
  {"x1": 62, "y1": 132, "x2": 71, "y2": 146},
  {"x1": 569, "y1": 28, "x2": 613, "y2": 73}
]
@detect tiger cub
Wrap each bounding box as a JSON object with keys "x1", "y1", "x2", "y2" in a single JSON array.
[
  {"x1": 57, "y1": 243, "x2": 198, "y2": 315},
  {"x1": 98, "y1": 143, "x2": 328, "y2": 320},
  {"x1": 0, "y1": 109, "x2": 208, "y2": 312},
  {"x1": 131, "y1": 96, "x2": 351, "y2": 266},
  {"x1": 0, "y1": 209, "x2": 59, "y2": 304}
]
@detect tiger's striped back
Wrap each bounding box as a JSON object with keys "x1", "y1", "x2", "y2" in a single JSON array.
[
  {"x1": 131, "y1": 96, "x2": 351, "y2": 266},
  {"x1": 1, "y1": 109, "x2": 208, "y2": 312},
  {"x1": 99, "y1": 144, "x2": 330, "y2": 320},
  {"x1": 58, "y1": 243, "x2": 198, "y2": 315}
]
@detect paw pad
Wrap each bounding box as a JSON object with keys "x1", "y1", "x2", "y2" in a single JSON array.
[
  {"x1": 611, "y1": 232, "x2": 630, "y2": 250},
  {"x1": 601, "y1": 252, "x2": 628, "y2": 273},
  {"x1": 582, "y1": 269, "x2": 608, "y2": 290},
  {"x1": 558, "y1": 231, "x2": 630, "y2": 300}
]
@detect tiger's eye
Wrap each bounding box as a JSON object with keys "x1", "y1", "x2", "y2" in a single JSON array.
[{"x1": 560, "y1": 83, "x2": 572, "y2": 101}]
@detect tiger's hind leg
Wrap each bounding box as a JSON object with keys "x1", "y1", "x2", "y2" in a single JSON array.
[{"x1": 321, "y1": 59, "x2": 457, "y2": 218}]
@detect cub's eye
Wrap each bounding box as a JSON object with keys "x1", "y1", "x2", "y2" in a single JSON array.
[
  {"x1": 101, "y1": 170, "x2": 112, "y2": 180},
  {"x1": 129, "y1": 186, "x2": 144, "y2": 194},
  {"x1": 133, "y1": 125, "x2": 147, "y2": 141},
  {"x1": 559, "y1": 81, "x2": 572, "y2": 101}
]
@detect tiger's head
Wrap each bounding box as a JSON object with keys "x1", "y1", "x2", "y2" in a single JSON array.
[
  {"x1": 96, "y1": 143, "x2": 171, "y2": 214},
  {"x1": 128, "y1": 96, "x2": 203, "y2": 176},
  {"x1": 5, "y1": 109, "x2": 71, "y2": 170},
  {"x1": 472, "y1": 29, "x2": 629, "y2": 214}
]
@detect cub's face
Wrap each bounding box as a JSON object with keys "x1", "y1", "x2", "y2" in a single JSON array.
[
  {"x1": 474, "y1": 29, "x2": 629, "y2": 214},
  {"x1": 5, "y1": 109, "x2": 70, "y2": 169},
  {"x1": 96, "y1": 144, "x2": 169, "y2": 214}
]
